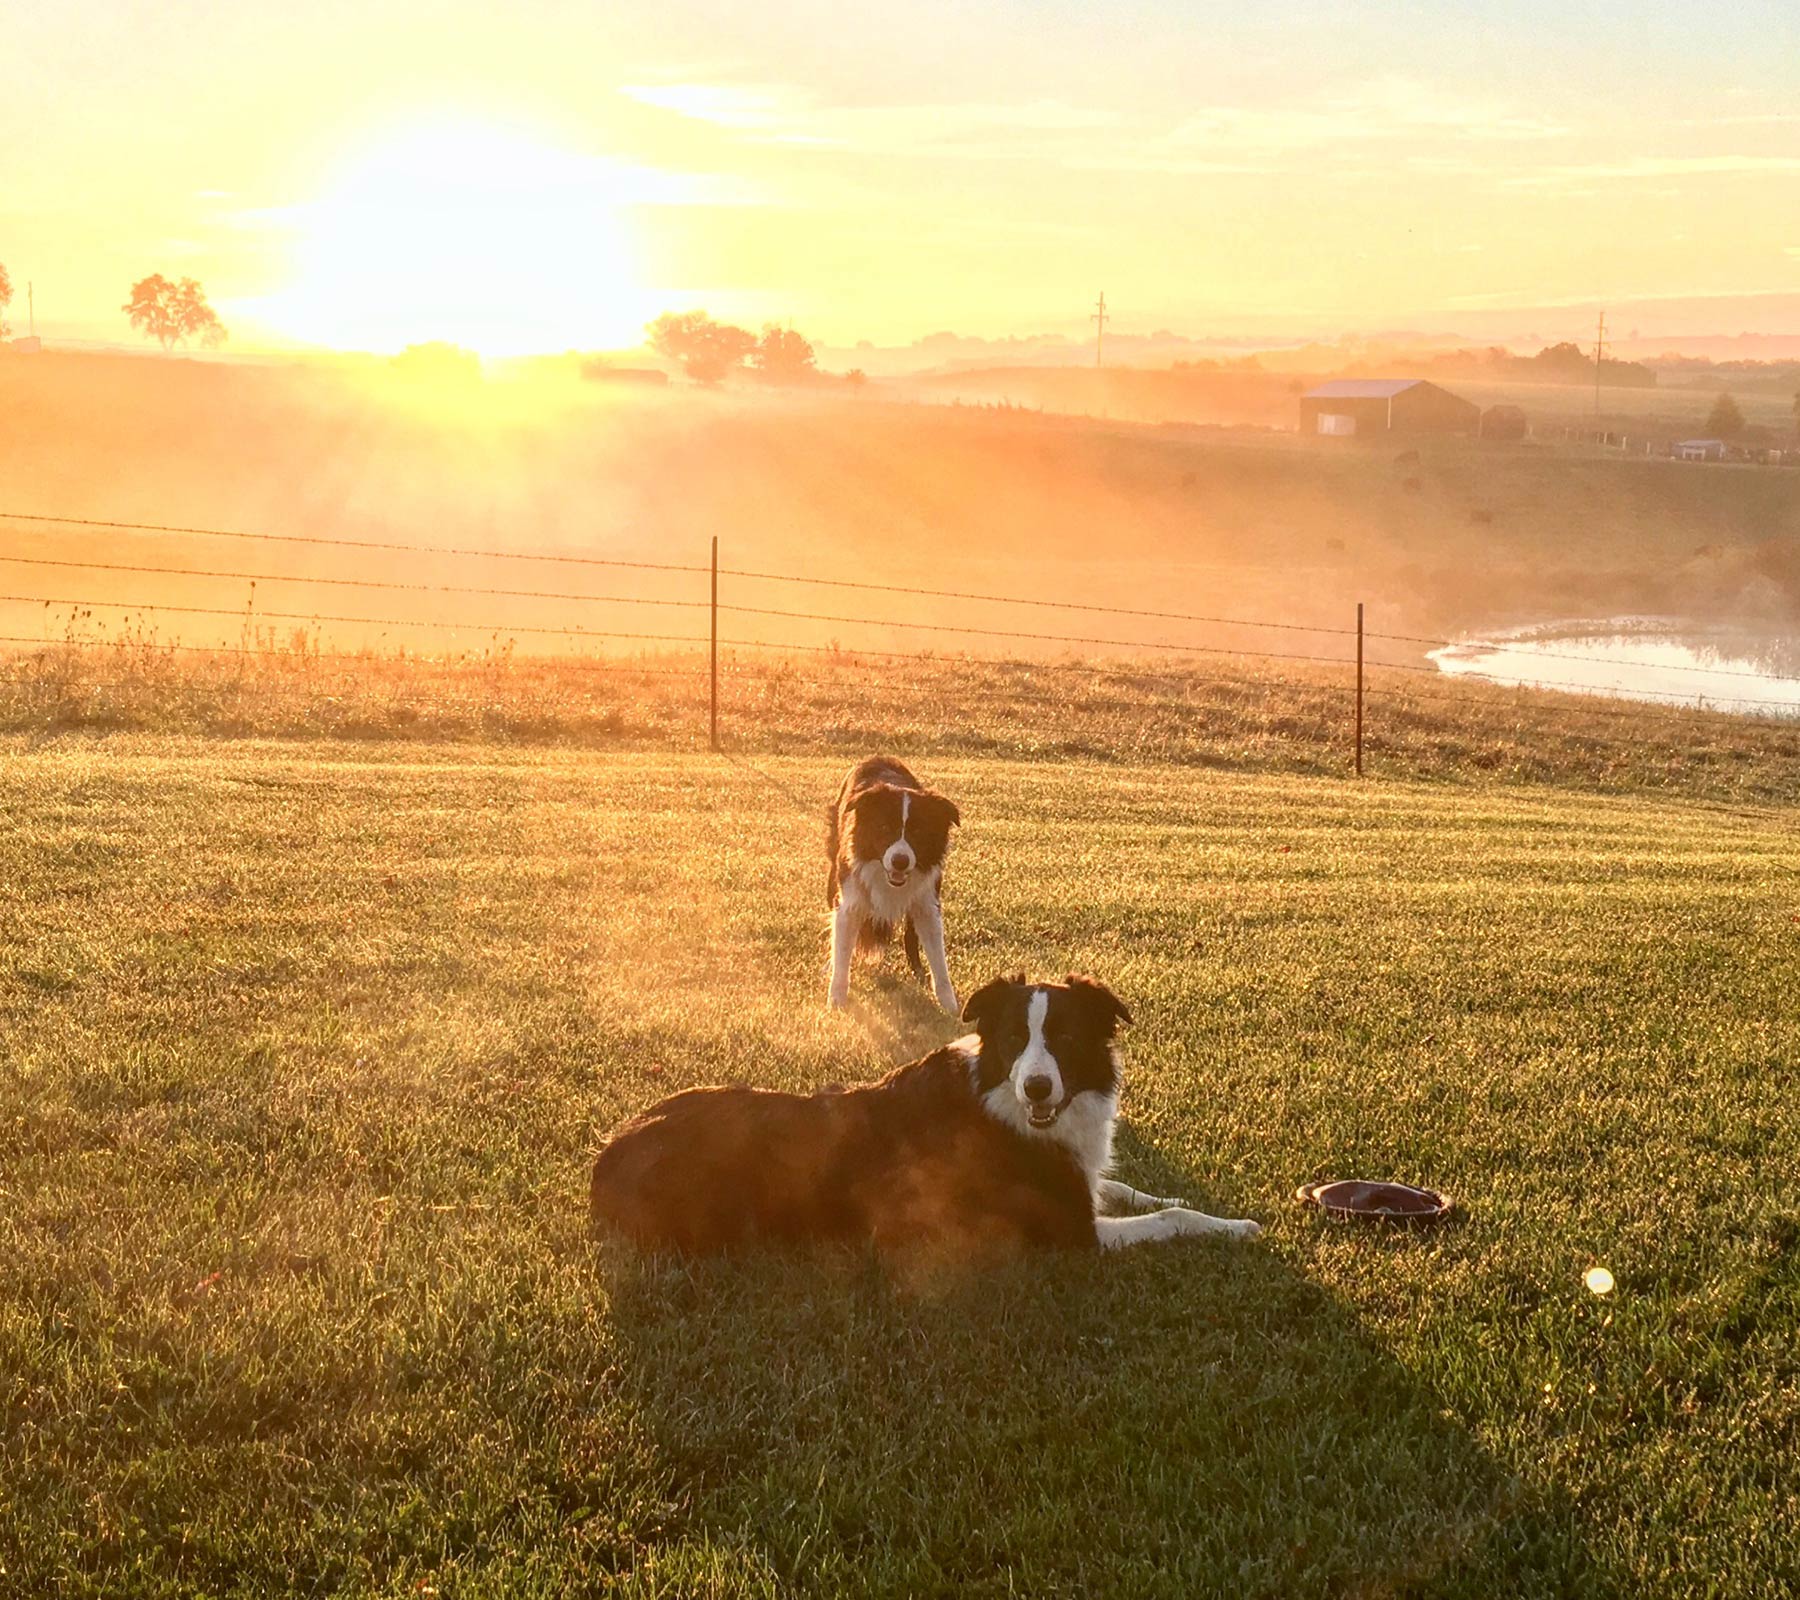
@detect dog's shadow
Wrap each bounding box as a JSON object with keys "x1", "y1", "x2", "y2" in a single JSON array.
[
  {"x1": 1109, "y1": 1120, "x2": 1257, "y2": 1220},
  {"x1": 842, "y1": 964, "x2": 962, "y2": 1062},
  {"x1": 595, "y1": 1223, "x2": 1619, "y2": 1598}
]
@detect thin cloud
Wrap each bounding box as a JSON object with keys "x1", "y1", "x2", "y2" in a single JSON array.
[
  {"x1": 619, "y1": 84, "x2": 791, "y2": 128},
  {"x1": 1505, "y1": 155, "x2": 1800, "y2": 188},
  {"x1": 1449, "y1": 284, "x2": 1800, "y2": 310},
  {"x1": 1158, "y1": 77, "x2": 1568, "y2": 155},
  {"x1": 619, "y1": 82, "x2": 1123, "y2": 159},
  {"x1": 615, "y1": 74, "x2": 1564, "y2": 178}
]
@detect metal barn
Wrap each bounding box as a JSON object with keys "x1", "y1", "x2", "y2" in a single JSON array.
[{"x1": 1300, "y1": 379, "x2": 1481, "y2": 438}]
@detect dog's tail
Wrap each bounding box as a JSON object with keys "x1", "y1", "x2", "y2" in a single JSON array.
[{"x1": 903, "y1": 916, "x2": 926, "y2": 979}]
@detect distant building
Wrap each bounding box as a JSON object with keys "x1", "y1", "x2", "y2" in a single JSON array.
[
  {"x1": 9, "y1": 336, "x2": 42, "y2": 353},
  {"x1": 1676, "y1": 438, "x2": 1727, "y2": 462},
  {"x1": 1300, "y1": 378, "x2": 1480, "y2": 438},
  {"x1": 1480, "y1": 403, "x2": 1528, "y2": 440}
]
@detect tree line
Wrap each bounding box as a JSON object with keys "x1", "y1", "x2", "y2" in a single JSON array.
[
  {"x1": 646, "y1": 311, "x2": 864, "y2": 387},
  {"x1": 1, "y1": 262, "x2": 1792, "y2": 434}
]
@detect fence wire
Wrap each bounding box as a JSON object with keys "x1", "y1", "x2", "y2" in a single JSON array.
[{"x1": 3, "y1": 506, "x2": 1797, "y2": 748}]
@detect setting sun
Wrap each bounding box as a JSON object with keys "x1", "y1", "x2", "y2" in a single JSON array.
[{"x1": 249, "y1": 121, "x2": 661, "y2": 355}]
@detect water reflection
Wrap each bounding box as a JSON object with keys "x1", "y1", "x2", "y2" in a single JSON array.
[{"x1": 1429, "y1": 620, "x2": 1800, "y2": 717}]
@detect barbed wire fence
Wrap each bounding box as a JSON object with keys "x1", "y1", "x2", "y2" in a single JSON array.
[{"x1": 2, "y1": 508, "x2": 1797, "y2": 773}]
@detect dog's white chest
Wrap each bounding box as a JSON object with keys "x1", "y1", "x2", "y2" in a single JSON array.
[
  {"x1": 980, "y1": 1082, "x2": 1118, "y2": 1194},
  {"x1": 850, "y1": 859, "x2": 932, "y2": 924}
]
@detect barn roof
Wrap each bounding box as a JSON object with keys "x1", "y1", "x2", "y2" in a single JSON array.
[{"x1": 1303, "y1": 379, "x2": 1424, "y2": 399}]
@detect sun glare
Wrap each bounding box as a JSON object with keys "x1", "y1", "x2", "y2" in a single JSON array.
[{"x1": 257, "y1": 121, "x2": 661, "y2": 357}]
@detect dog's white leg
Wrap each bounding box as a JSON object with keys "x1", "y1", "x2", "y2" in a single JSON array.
[
  {"x1": 910, "y1": 889, "x2": 958, "y2": 1015},
  {"x1": 828, "y1": 900, "x2": 859, "y2": 1009},
  {"x1": 1095, "y1": 1178, "x2": 1188, "y2": 1214},
  {"x1": 1095, "y1": 1208, "x2": 1261, "y2": 1248}
]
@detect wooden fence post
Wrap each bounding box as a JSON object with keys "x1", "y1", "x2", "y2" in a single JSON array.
[
  {"x1": 709, "y1": 536, "x2": 719, "y2": 752},
  {"x1": 1355, "y1": 601, "x2": 1364, "y2": 777}
]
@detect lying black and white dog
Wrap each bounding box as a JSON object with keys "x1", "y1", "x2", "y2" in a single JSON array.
[
  {"x1": 588, "y1": 973, "x2": 1261, "y2": 1258},
  {"x1": 825, "y1": 755, "x2": 961, "y2": 1012}
]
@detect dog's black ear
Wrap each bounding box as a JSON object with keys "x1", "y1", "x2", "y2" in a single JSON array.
[
  {"x1": 920, "y1": 789, "x2": 961, "y2": 829},
  {"x1": 961, "y1": 971, "x2": 1024, "y2": 1029},
  {"x1": 1063, "y1": 973, "x2": 1133, "y2": 1033}
]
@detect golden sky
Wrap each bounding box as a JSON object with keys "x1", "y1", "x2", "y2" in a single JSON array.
[{"x1": 6, "y1": 0, "x2": 1799, "y2": 354}]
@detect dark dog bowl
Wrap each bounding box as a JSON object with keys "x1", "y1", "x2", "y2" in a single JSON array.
[{"x1": 1295, "y1": 1180, "x2": 1452, "y2": 1225}]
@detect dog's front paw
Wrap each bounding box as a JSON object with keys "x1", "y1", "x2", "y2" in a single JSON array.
[
  {"x1": 935, "y1": 988, "x2": 960, "y2": 1016},
  {"x1": 827, "y1": 986, "x2": 850, "y2": 1010}
]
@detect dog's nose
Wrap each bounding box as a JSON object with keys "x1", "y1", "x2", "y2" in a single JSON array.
[
  {"x1": 891, "y1": 852, "x2": 913, "y2": 871},
  {"x1": 1022, "y1": 1075, "x2": 1054, "y2": 1103}
]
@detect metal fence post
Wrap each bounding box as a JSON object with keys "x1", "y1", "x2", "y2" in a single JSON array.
[
  {"x1": 709, "y1": 536, "x2": 719, "y2": 751},
  {"x1": 1355, "y1": 601, "x2": 1364, "y2": 777}
]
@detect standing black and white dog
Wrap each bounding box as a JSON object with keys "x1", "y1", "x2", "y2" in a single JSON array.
[
  {"x1": 826, "y1": 756, "x2": 960, "y2": 1012},
  {"x1": 588, "y1": 973, "x2": 1262, "y2": 1257}
]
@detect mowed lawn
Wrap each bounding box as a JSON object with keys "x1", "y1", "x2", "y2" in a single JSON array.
[{"x1": 2, "y1": 737, "x2": 1796, "y2": 1598}]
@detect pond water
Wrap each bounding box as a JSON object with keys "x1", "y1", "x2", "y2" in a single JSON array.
[{"x1": 1428, "y1": 620, "x2": 1800, "y2": 718}]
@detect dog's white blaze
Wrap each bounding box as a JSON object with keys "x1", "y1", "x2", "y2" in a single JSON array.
[
  {"x1": 1011, "y1": 989, "x2": 1064, "y2": 1109},
  {"x1": 881, "y1": 792, "x2": 914, "y2": 877}
]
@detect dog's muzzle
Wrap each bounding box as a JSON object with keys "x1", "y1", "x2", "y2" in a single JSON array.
[
  {"x1": 886, "y1": 866, "x2": 911, "y2": 889},
  {"x1": 1022, "y1": 1075, "x2": 1065, "y2": 1129}
]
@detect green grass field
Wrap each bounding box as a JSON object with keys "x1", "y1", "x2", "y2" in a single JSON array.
[{"x1": 3, "y1": 735, "x2": 1796, "y2": 1596}]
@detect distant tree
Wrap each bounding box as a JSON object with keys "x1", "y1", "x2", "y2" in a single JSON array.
[
  {"x1": 123, "y1": 274, "x2": 226, "y2": 352},
  {"x1": 0, "y1": 261, "x2": 11, "y2": 338},
  {"x1": 1704, "y1": 391, "x2": 1746, "y2": 438},
  {"x1": 391, "y1": 341, "x2": 481, "y2": 380},
  {"x1": 844, "y1": 367, "x2": 868, "y2": 388},
  {"x1": 1792, "y1": 390, "x2": 1800, "y2": 439},
  {"x1": 646, "y1": 310, "x2": 757, "y2": 385},
  {"x1": 1530, "y1": 341, "x2": 1591, "y2": 379},
  {"x1": 750, "y1": 324, "x2": 817, "y2": 383},
  {"x1": 1522, "y1": 340, "x2": 1656, "y2": 389}
]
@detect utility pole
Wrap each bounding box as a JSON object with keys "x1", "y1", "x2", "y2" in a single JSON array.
[
  {"x1": 1092, "y1": 291, "x2": 1108, "y2": 369},
  {"x1": 28, "y1": 282, "x2": 35, "y2": 338},
  {"x1": 1592, "y1": 309, "x2": 1606, "y2": 420}
]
